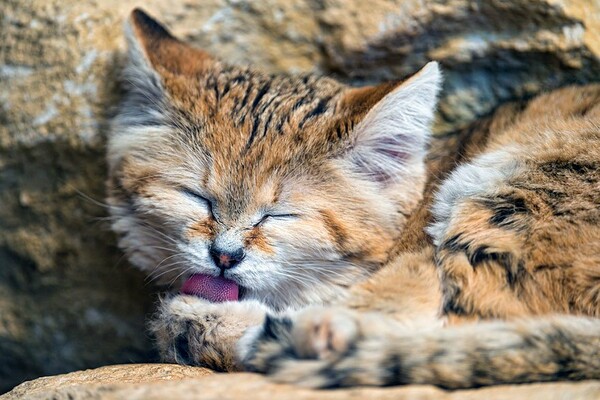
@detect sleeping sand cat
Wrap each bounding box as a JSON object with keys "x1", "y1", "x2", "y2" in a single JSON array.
[{"x1": 107, "y1": 9, "x2": 600, "y2": 388}]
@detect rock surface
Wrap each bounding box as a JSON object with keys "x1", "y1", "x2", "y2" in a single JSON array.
[
  {"x1": 1, "y1": 0, "x2": 599, "y2": 394},
  {"x1": 4, "y1": 364, "x2": 600, "y2": 400}
]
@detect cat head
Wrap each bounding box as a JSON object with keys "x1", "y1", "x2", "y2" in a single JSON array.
[{"x1": 107, "y1": 9, "x2": 442, "y2": 310}]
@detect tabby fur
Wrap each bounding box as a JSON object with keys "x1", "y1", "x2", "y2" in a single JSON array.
[{"x1": 107, "y1": 9, "x2": 600, "y2": 388}]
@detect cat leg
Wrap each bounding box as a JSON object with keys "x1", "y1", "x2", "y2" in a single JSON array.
[
  {"x1": 240, "y1": 306, "x2": 417, "y2": 387},
  {"x1": 240, "y1": 304, "x2": 440, "y2": 382},
  {"x1": 429, "y1": 145, "x2": 600, "y2": 320},
  {"x1": 243, "y1": 313, "x2": 600, "y2": 388},
  {"x1": 150, "y1": 294, "x2": 268, "y2": 371}
]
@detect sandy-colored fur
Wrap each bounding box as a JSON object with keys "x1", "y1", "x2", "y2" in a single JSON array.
[
  {"x1": 108, "y1": 9, "x2": 600, "y2": 388},
  {"x1": 243, "y1": 85, "x2": 600, "y2": 388}
]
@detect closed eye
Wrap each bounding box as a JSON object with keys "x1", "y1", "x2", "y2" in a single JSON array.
[
  {"x1": 254, "y1": 213, "x2": 299, "y2": 227},
  {"x1": 182, "y1": 189, "x2": 215, "y2": 216}
]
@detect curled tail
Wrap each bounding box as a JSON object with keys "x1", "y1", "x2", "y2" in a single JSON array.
[{"x1": 243, "y1": 315, "x2": 600, "y2": 389}]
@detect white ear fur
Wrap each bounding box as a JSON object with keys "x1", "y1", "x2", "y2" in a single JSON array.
[
  {"x1": 124, "y1": 19, "x2": 154, "y2": 75},
  {"x1": 116, "y1": 20, "x2": 166, "y2": 127},
  {"x1": 346, "y1": 62, "x2": 442, "y2": 182},
  {"x1": 107, "y1": 20, "x2": 169, "y2": 170}
]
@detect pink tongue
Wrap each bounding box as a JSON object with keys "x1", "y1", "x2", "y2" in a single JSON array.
[{"x1": 181, "y1": 274, "x2": 239, "y2": 303}]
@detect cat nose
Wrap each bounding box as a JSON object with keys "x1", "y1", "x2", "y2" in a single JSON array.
[{"x1": 210, "y1": 245, "x2": 245, "y2": 270}]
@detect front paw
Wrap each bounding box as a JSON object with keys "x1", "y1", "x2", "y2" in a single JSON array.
[
  {"x1": 242, "y1": 307, "x2": 361, "y2": 374},
  {"x1": 292, "y1": 307, "x2": 360, "y2": 359},
  {"x1": 150, "y1": 295, "x2": 266, "y2": 371}
]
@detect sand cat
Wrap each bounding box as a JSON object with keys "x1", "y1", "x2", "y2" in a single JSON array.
[{"x1": 107, "y1": 9, "x2": 600, "y2": 388}]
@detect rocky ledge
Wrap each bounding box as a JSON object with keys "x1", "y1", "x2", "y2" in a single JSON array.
[{"x1": 3, "y1": 364, "x2": 600, "y2": 400}]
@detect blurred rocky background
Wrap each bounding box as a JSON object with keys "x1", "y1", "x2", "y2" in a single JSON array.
[{"x1": 1, "y1": 0, "x2": 599, "y2": 393}]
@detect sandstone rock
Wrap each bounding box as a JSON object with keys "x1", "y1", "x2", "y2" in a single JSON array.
[
  {"x1": 3, "y1": 364, "x2": 213, "y2": 399},
  {"x1": 1, "y1": 0, "x2": 598, "y2": 393},
  {"x1": 4, "y1": 364, "x2": 600, "y2": 400},
  {"x1": 314, "y1": 0, "x2": 600, "y2": 132}
]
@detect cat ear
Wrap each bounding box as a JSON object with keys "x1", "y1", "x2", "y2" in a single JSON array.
[
  {"x1": 117, "y1": 9, "x2": 216, "y2": 128},
  {"x1": 340, "y1": 62, "x2": 442, "y2": 183},
  {"x1": 126, "y1": 8, "x2": 214, "y2": 77}
]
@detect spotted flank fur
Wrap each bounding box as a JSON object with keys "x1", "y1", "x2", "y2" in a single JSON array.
[{"x1": 110, "y1": 8, "x2": 600, "y2": 389}]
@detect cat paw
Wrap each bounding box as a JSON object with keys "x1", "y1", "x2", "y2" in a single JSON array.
[
  {"x1": 240, "y1": 307, "x2": 412, "y2": 387},
  {"x1": 241, "y1": 307, "x2": 362, "y2": 379},
  {"x1": 243, "y1": 309, "x2": 405, "y2": 387},
  {"x1": 150, "y1": 295, "x2": 267, "y2": 371},
  {"x1": 290, "y1": 307, "x2": 360, "y2": 359}
]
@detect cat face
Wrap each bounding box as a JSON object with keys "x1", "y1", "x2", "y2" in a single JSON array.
[{"x1": 107, "y1": 9, "x2": 441, "y2": 310}]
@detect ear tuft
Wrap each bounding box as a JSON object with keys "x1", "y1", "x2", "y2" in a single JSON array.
[
  {"x1": 115, "y1": 9, "x2": 167, "y2": 129},
  {"x1": 116, "y1": 9, "x2": 217, "y2": 129},
  {"x1": 124, "y1": 8, "x2": 214, "y2": 77},
  {"x1": 343, "y1": 62, "x2": 442, "y2": 183},
  {"x1": 130, "y1": 8, "x2": 177, "y2": 46}
]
